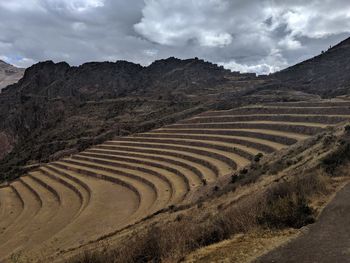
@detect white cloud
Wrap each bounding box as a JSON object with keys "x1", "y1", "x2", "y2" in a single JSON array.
[
  {"x1": 0, "y1": 0, "x2": 41, "y2": 11},
  {"x1": 0, "y1": 55, "x2": 35, "y2": 68},
  {"x1": 278, "y1": 35, "x2": 302, "y2": 50},
  {"x1": 0, "y1": 0, "x2": 349, "y2": 73},
  {"x1": 134, "y1": 0, "x2": 235, "y2": 47},
  {"x1": 198, "y1": 32, "x2": 233, "y2": 47},
  {"x1": 220, "y1": 51, "x2": 289, "y2": 75},
  {"x1": 12, "y1": 57, "x2": 37, "y2": 68},
  {"x1": 43, "y1": 0, "x2": 105, "y2": 12},
  {"x1": 143, "y1": 49, "x2": 158, "y2": 57}
]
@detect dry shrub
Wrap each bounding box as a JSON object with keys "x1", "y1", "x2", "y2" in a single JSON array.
[
  {"x1": 71, "y1": 198, "x2": 263, "y2": 263},
  {"x1": 69, "y1": 172, "x2": 330, "y2": 263},
  {"x1": 258, "y1": 172, "x2": 330, "y2": 229},
  {"x1": 258, "y1": 193, "x2": 314, "y2": 229},
  {"x1": 322, "y1": 139, "x2": 350, "y2": 175},
  {"x1": 69, "y1": 250, "x2": 112, "y2": 263}
]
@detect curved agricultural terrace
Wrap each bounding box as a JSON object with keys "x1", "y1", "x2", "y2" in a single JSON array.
[{"x1": 1, "y1": 99, "x2": 350, "y2": 260}]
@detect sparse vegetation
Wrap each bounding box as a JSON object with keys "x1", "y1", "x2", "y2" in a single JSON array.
[
  {"x1": 69, "y1": 171, "x2": 331, "y2": 263},
  {"x1": 2, "y1": 97, "x2": 350, "y2": 261},
  {"x1": 257, "y1": 173, "x2": 329, "y2": 228},
  {"x1": 322, "y1": 135, "x2": 350, "y2": 175},
  {"x1": 254, "y1": 153, "x2": 264, "y2": 162}
]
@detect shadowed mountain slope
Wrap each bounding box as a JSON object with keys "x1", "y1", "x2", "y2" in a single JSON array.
[
  {"x1": 274, "y1": 37, "x2": 350, "y2": 97},
  {"x1": 0, "y1": 58, "x2": 264, "y2": 181}
]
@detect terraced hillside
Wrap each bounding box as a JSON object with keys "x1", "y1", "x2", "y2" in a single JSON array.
[{"x1": 2, "y1": 99, "x2": 350, "y2": 261}]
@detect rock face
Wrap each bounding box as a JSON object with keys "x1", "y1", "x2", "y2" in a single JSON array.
[
  {"x1": 3, "y1": 58, "x2": 231, "y2": 100},
  {"x1": 274, "y1": 37, "x2": 350, "y2": 97},
  {"x1": 0, "y1": 60, "x2": 24, "y2": 92},
  {"x1": 0, "y1": 132, "x2": 15, "y2": 160},
  {"x1": 0, "y1": 57, "x2": 261, "y2": 181}
]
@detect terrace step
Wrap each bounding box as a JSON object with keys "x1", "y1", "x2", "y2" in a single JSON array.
[
  {"x1": 111, "y1": 137, "x2": 255, "y2": 166},
  {"x1": 86, "y1": 148, "x2": 213, "y2": 183},
  {"x1": 94, "y1": 145, "x2": 221, "y2": 180},
  {"x1": 0, "y1": 176, "x2": 67, "y2": 258},
  {"x1": 29, "y1": 170, "x2": 82, "y2": 225},
  {"x1": 29, "y1": 164, "x2": 140, "y2": 255},
  {"x1": 0, "y1": 186, "x2": 24, "y2": 235},
  {"x1": 64, "y1": 157, "x2": 173, "y2": 206},
  {"x1": 138, "y1": 132, "x2": 278, "y2": 152},
  {"x1": 81, "y1": 151, "x2": 202, "y2": 189},
  {"x1": 166, "y1": 122, "x2": 326, "y2": 135},
  {"x1": 72, "y1": 154, "x2": 187, "y2": 203},
  {"x1": 78, "y1": 152, "x2": 192, "y2": 190},
  {"x1": 265, "y1": 101, "x2": 350, "y2": 107},
  {"x1": 181, "y1": 114, "x2": 350, "y2": 125},
  {"x1": 0, "y1": 181, "x2": 40, "y2": 248},
  {"x1": 54, "y1": 160, "x2": 160, "y2": 214},
  {"x1": 104, "y1": 140, "x2": 236, "y2": 175},
  {"x1": 39, "y1": 166, "x2": 90, "y2": 216},
  {"x1": 43, "y1": 164, "x2": 92, "y2": 212},
  {"x1": 5, "y1": 99, "x2": 350, "y2": 259},
  {"x1": 153, "y1": 128, "x2": 303, "y2": 144},
  {"x1": 0, "y1": 176, "x2": 59, "y2": 260},
  {"x1": 199, "y1": 107, "x2": 350, "y2": 116}
]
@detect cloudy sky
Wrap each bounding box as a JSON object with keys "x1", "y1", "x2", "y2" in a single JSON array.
[{"x1": 0, "y1": 0, "x2": 349, "y2": 74}]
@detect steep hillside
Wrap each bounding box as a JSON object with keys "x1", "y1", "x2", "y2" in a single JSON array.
[
  {"x1": 0, "y1": 60, "x2": 24, "y2": 92},
  {"x1": 66, "y1": 113, "x2": 350, "y2": 263},
  {"x1": 1, "y1": 99, "x2": 350, "y2": 261},
  {"x1": 274, "y1": 37, "x2": 350, "y2": 97},
  {"x1": 0, "y1": 58, "x2": 266, "y2": 182},
  {"x1": 2, "y1": 36, "x2": 350, "y2": 184}
]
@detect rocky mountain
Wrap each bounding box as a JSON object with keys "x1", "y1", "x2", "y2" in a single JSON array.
[
  {"x1": 1, "y1": 35, "x2": 350, "y2": 182},
  {"x1": 274, "y1": 37, "x2": 350, "y2": 97},
  {"x1": 0, "y1": 60, "x2": 24, "y2": 92},
  {"x1": 0, "y1": 57, "x2": 265, "y2": 181}
]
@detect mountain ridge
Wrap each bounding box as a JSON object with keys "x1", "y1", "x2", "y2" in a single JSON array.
[{"x1": 274, "y1": 36, "x2": 350, "y2": 97}]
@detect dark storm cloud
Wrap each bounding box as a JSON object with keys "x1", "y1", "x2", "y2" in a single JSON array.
[{"x1": 0, "y1": 0, "x2": 349, "y2": 74}]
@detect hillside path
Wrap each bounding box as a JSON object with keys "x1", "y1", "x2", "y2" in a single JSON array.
[{"x1": 256, "y1": 183, "x2": 350, "y2": 263}]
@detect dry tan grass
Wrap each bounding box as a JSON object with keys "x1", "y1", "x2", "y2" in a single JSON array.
[
  {"x1": 184, "y1": 229, "x2": 300, "y2": 263},
  {"x1": 3, "y1": 101, "x2": 350, "y2": 262},
  {"x1": 67, "y1": 170, "x2": 338, "y2": 263},
  {"x1": 66, "y1": 123, "x2": 350, "y2": 263}
]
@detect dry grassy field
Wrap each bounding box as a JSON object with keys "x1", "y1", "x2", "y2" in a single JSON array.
[{"x1": 1, "y1": 99, "x2": 350, "y2": 261}]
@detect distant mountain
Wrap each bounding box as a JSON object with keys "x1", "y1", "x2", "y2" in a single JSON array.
[
  {"x1": 274, "y1": 37, "x2": 350, "y2": 97},
  {"x1": 0, "y1": 60, "x2": 25, "y2": 92}
]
